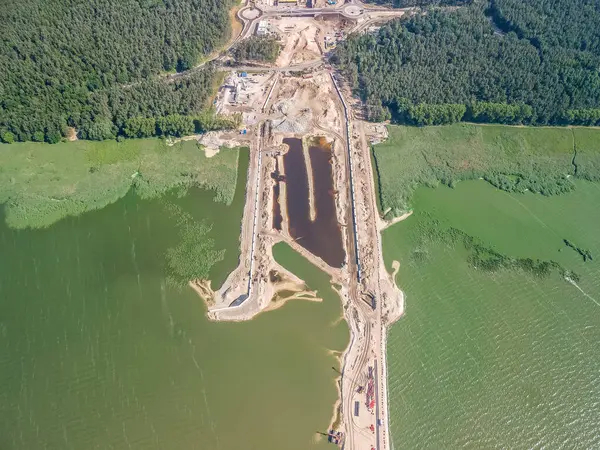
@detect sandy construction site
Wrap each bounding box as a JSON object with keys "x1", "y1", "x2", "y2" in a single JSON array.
[
  {"x1": 189, "y1": 3, "x2": 408, "y2": 449},
  {"x1": 274, "y1": 17, "x2": 323, "y2": 66},
  {"x1": 207, "y1": 68, "x2": 353, "y2": 319}
]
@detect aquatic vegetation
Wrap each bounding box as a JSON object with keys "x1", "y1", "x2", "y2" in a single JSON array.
[
  {"x1": 0, "y1": 139, "x2": 242, "y2": 228},
  {"x1": 372, "y1": 124, "x2": 600, "y2": 217},
  {"x1": 413, "y1": 215, "x2": 579, "y2": 282},
  {"x1": 165, "y1": 204, "x2": 225, "y2": 287},
  {"x1": 572, "y1": 128, "x2": 600, "y2": 182},
  {"x1": 563, "y1": 239, "x2": 593, "y2": 263}
]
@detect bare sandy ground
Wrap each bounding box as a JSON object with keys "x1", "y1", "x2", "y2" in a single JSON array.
[
  {"x1": 194, "y1": 69, "x2": 354, "y2": 319},
  {"x1": 380, "y1": 210, "x2": 413, "y2": 230},
  {"x1": 274, "y1": 17, "x2": 324, "y2": 67},
  {"x1": 302, "y1": 138, "x2": 317, "y2": 221},
  {"x1": 65, "y1": 127, "x2": 78, "y2": 141}
]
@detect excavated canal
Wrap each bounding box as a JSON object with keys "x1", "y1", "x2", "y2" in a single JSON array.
[{"x1": 282, "y1": 137, "x2": 344, "y2": 268}]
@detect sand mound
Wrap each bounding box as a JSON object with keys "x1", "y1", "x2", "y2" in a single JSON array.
[
  {"x1": 198, "y1": 132, "x2": 243, "y2": 156},
  {"x1": 271, "y1": 99, "x2": 313, "y2": 133}
]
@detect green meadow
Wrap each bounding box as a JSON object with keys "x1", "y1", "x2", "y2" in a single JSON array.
[
  {"x1": 0, "y1": 138, "x2": 242, "y2": 229},
  {"x1": 372, "y1": 124, "x2": 600, "y2": 217}
]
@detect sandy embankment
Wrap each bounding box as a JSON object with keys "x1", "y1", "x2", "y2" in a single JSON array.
[
  {"x1": 167, "y1": 131, "x2": 246, "y2": 157},
  {"x1": 189, "y1": 274, "x2": 325, "y2": 317},
  {"x1": 379, "y1": 210, "x2": 413, "y2": 231},
  {"x1": 189, "y1": 279, "x2": 216, "y2": 305},
  {"x1": 204, "y1": 252, "x2": 332, "y2": 321},
  {"x1": 278, "y1": 152, "x2": 289, "y2": 232},
  {"x1": 391, "y1": 260, "x2": 400, "y2": 281},
  {"x1": 303, "y1": 137, "x2": 317, "y2": 222},
  {"x1": 198, "y1": 132, "x2": 344, "y2": 321}
]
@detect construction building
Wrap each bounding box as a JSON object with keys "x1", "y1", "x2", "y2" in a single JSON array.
[{"x1": 256, "y1": 20, "x2": 271, "y2": 36}]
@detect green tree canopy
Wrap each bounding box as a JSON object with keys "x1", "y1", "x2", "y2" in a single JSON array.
[
  {"x1": 333, "y1": 0, "x2": 600, "y2": 126},
  {"x1": 232, "y1": 37, "x2": 281, "y2": 63},
  {"x1": 0, "y1": 0, "x2": 233, "y2": 143}
]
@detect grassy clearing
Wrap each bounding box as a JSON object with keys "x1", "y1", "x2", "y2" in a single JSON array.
[
  {"x1": 0, "y1": 138, "x2": 242, "y2": 229},
  {"x1": 373, "y1": 124, "x2": 600, "y2": 217}
]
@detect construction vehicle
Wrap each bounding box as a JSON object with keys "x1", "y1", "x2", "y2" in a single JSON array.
[
  {"x1": 366, "y1": 366, "x2": 375, "y2": 411},
  {"x1": 327, "y1": 430, "x2": 344, "y2": 445}
]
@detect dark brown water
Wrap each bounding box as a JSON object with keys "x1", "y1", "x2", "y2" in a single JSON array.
[
  {"x1": 272, "y1": 157, "x2": 283, "y2": 231},
  {"x1": 282, "y1": 137, "x2": 344, "y2": 268},
  {"x1": 273, "y1": 184, "x2": 283, "y2": 231}
]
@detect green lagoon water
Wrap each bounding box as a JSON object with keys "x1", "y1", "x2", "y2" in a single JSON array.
[
  {"x1": 0, "y1": 151, "x2": 348, "y2": 449},
  {"x1": 384, "y1": 180, "x2": 600, "y2": 449}
]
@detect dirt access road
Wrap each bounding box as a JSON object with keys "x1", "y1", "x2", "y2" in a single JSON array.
[{"x1": 191, "y1": 2, "x2": 408, "y2": 449}]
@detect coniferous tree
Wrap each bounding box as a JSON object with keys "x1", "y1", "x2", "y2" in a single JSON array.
[
  {"x1": 0, "y1": 0, "x2": 233, "y2": 142},
  {"x1": 333, "y1": 0, "x2": 600, "y2": 125}
]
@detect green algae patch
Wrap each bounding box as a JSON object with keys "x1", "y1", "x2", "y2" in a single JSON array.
[{"x1": 0, "y1": 138, "x2": 242, "y2": 229}]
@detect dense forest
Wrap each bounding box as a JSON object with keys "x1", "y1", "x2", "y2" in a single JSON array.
[
  {"x1": 333, "y1": 0, "x2": 600, "y2": 125},
  {"x1": 363, "y1": 0, "x2": 467, "y2": 8},
  {"x1": 0, "y1": 0, "x2": 233, "y2": 143},
  {"x1": 233, "y1": 37, "x2": 281, "y2": 63}
]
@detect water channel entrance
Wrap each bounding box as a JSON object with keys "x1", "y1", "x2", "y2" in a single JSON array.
[{"x1": 282, "y1": 137, "x2": 345, "y2": 268}]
